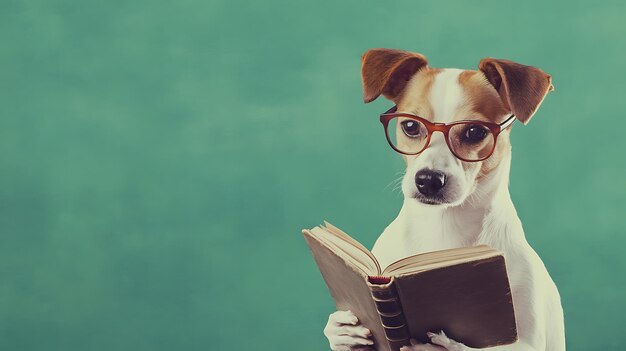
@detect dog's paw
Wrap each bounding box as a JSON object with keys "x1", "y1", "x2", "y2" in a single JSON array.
[
  {"x1": 399, "y1": 333, "x2": 468, "y2": 351},
  {"x1": 399, "y1": 338, "x2": 446, "y2": 351},
  {"x1": 426, "y1": 331, "x2": 467, "y2": 351},
  {"x1": 324, "y1": 310, "x2": 374, "y2": 351}
]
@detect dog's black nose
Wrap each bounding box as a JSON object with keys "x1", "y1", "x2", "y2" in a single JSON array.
[{"x1": 415, "y1": 169, "x2": 446, "y2": 196}]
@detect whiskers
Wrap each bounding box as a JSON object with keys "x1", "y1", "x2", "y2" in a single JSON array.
[
  {"x1": 385, "y1": 170, "x2": 406, "y2": 196},
  {"x1": 465, "y1": 183, "x2": 487, "y2": 207}
]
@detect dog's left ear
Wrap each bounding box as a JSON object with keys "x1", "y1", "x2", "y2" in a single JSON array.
[{"x1": 478, "y1": 58, "x2": 554, "y2": 125}]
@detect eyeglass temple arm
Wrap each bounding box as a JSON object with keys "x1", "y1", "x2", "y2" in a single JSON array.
[
  {"x1": 500, "y1": 114, "x2": 516, "y2": 129},
  {"x1": 382, "y1": 106, "x2": 398, "y2": 114}
]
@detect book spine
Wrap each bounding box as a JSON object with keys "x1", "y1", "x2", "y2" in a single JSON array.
[{"x1": 369, "y1": 282, "x2": 410, "y2": 351}]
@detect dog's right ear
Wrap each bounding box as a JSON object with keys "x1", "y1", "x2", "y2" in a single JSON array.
[
  {"x1": 361, "y1": 49, "x2": 428, "y2": 103},
  {"x1": 478, "y1": 58, "x2": 554, "y2": 125}
]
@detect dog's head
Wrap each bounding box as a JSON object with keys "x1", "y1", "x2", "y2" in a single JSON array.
[{"x1": 362, "y1": 49, "x2": 553, "y2": 207}]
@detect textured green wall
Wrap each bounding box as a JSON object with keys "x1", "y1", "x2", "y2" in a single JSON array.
[{"x1": 1, "y1": 0, "x2": 625, "y2": 350}]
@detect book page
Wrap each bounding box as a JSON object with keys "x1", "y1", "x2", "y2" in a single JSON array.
[
  {"x1": 383, "y1": 245, "x2": 497, "y2": 276},
  {"x1": 308, "y1": 225, "x2": 379, "y2": 276},
  {"x1": 322, "y1": 221, "x2": 381, "y2": 274}
]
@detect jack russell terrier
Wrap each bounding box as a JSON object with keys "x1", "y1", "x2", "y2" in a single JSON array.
[{"x1": 323, "y1": 49, "x2": 565, "y2": 351}]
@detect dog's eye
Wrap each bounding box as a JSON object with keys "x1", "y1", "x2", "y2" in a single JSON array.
[
  {"x1": 401, "y1": 120, "x2": 421, "y2": 137},
  {"x1": 462, "y1": 125, "x2": 488, "y2": 143}
]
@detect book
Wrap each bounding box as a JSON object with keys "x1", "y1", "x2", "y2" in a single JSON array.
[{"x1": 302, "y1": 221, "x2": 518, "y2": 351}]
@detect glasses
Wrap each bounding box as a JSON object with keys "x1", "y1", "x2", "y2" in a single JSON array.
[{"x1": 380, "y1": 106, "x2": 516, "y2": 162}]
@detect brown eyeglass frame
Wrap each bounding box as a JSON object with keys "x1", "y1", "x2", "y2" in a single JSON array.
[{"x1": 380, "y1": 106, "x2": 516, "y2": 162}]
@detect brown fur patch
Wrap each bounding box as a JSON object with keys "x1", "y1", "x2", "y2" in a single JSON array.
[
  {"x1": 458, "y1": 70, "x2": 510, "y2": 123},
  {"x1": 396, "y1": 67, "x2": 441, "y2": 119},
  {"x1": 394, "y1": 68, "x2": 440, "y2": 165},
  {"x1": 457, "y1": 70, "x2": 512, "y2": 177},
  {"x1": 478, "y1": 129, "x2": 511, "y2": 178}
]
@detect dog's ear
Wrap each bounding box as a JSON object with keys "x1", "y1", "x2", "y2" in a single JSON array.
[
  {"x1": 361, "y1": 49, "x2": 428, "y2": 103},
  {"x1": 478, "y1": 58, "x2": 554, "y2": 125}
]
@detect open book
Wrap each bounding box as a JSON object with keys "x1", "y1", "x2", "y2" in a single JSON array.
[{"x1": 302, "y1": 222, "x2": 517, "y2": 351}]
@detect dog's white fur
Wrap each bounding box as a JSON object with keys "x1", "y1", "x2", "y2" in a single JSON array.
[{"x1": 324, "y1": 68, "x2": 565, "y2": 351}]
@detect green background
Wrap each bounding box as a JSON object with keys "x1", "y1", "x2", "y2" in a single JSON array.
[{"x1": 1, "y1": 0, "x2": 625, "y2": 350}]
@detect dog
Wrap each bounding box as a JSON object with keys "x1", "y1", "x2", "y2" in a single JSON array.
[{"x1": 323, "y1": 49, "x2": 565, "y2": 351}]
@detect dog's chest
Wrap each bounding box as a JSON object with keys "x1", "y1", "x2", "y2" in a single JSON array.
[{"x1": 371, "y1": 218, "x2": 471, "y2": 270}]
